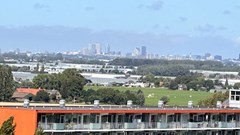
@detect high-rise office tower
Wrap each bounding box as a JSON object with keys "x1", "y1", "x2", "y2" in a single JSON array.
[
  {"x1": 141, "y1": 46, "x2": 147, "y2": 57},
  {"x1": 107, "y1": 44, "x2": 110, "y2": 54}
]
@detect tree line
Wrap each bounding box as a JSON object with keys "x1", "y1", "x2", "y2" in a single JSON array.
[
  {"x1": 82, "y1": 88, "x2": 145, "y2": 106},
  {"x1": 110, "y1": 58, "x2": 240, "y2": 76},
  {"x1": 169, "y1": 73, "x2": 215, "y2": 91}
]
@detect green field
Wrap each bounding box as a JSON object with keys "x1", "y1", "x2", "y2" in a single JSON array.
[{"x1": 84, "y1": 86, "x2": 213, "y2": 106}]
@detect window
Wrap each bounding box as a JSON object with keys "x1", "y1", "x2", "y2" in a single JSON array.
[{"x1": 236, "y1": 91, "x2": 240, "y2": 95}]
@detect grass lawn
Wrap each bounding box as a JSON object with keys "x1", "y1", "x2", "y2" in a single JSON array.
[{"x1": 84, "y1": 86, "x2": 213, "y2": 106}]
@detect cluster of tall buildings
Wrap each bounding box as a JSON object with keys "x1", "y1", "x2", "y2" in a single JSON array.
[
  {"x1": 80, "y1": 43, "x2": 121, "y2": 56},
  {"x1": 128, "y1": 46, "x2": 147, "y2": 58}
]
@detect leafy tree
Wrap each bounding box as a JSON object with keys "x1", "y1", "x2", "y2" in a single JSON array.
[
  {"x1": 0, "y1": 116, "x2": 16, "y2": 135},
  {"x1": 40, "y1": 64, "x2": 45, "y2": 73},
  {"x1": 214, "y1": 79, "x2": 222, "y2": 86},
  {"x1": 59, "y1": 68, "x2": 85, "y2": 100},
  {"x1": 125, "y1": 90, "x2": 145, "y2": 106},
  {"x1": 198, "y1": 92, "x2": 228, "y2": 107},
  {"x1": 97, "y1": 88, "x2": 118, "y2": 104},
  {"x1": 160, "y1": 96, "x2": 170, "y2": 105},
  {"x1": 34, "y1": 128, "x2": 46, "y2": 135},
  {"x1": 169, "y1": 81, "x2": 178, "y2": 90},
  {"x1": 187, "y1": 81, "x2": 198, "y2": 90},
  {"x1": 34, "y1": 90, "x2": 50, "y2": 102},
  {"x1": 19, "y1": 80, "x2": 34, "y2": 88},
  {"x1": 82, "y1": 89, "x2": 97, "y2": 103},
  {"x1": 25, "y1": 93, "x2": 35, "y2": 101},
  {"x1": 135, "y1": 90, "x2": 145, "y2": 106},
  {"x1": 234, "y1": 83, "x2": 240, "y2": 89},
  {"x1": 32, "y1": 74, "x2": 49, "y2": 89},
  {"x1": 113, "y1": 92, "x2": 127, "y2": 105},
  {"x1": 33, "y1": 68, "x2": 85, "y2": 101},
  {"x1": 0, "y1": 65, "x2": 15, "y2": 101},
  {"x1": 33, "y1": 74, "x2": 60, "y2": 90},
  {"x1": 203, "y1": 80, "x2": 214, "y2": 91}
]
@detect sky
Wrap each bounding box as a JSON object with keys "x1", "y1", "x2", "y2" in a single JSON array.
[{"x1": 0, "y1": 0, "x2": 240, "y2": 58}]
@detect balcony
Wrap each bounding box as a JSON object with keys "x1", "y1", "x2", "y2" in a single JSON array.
[{"x1": 38, "y1": 121, "x2": 240, "y2": 131}]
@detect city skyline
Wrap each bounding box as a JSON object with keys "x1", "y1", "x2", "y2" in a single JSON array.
[{"x1": 0, "y1": 0, "x2": 240, "y2": 58}]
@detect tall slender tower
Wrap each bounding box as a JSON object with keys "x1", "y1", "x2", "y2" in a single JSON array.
[
  {"x1": 107, "y1": 44, "x2": 110, "y2": 54},
  {"x1": 141, "y1": 46, "x2": 147, "y2": 58}
]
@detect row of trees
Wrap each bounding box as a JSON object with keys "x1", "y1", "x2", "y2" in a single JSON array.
[
  {"x1": 137, "y1": 64, "x2": 191, "y2": 76},
  {"x1": 139, "y1": 74, "x2": 171, "y2": 87},
  {"x1": 169, "y1": 73, "x2": 215, "y2": 91},
  {"x1": 82, "y1": 88, "x2": 145, "y2": 106},
  {"x1": 110, "y1": 58, "x2": 240, "y2": 76}
]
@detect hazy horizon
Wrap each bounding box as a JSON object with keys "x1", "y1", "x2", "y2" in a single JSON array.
[{"x1": 0, "y1": 0, "x2": 240, "y2": 58}]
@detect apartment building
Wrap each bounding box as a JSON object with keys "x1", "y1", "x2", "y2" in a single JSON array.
[{"x1": 1, "y1": 89, "x2": 240, "y2": 135}]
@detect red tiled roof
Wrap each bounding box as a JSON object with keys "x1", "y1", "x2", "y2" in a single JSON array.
[
  {"x1": 16, "y1": 88, "x2": 42, "y2": 95},
  {"x1": 12, "y1": 91, "x2": 30, "y2": 98}
]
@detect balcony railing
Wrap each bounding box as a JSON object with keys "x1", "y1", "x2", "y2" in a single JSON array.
[{"x1": 38, "y1": 121, "x2": 240, "y2": 131}]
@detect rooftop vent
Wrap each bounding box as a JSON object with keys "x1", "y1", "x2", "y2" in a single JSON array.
[
  {"x1": 127, "y1": 100, "x2": 133, "y2": 108},
  {"x1": 59, "y1": 99, "x2": 65, "y2": 108},
  {"x1": 94, "y1": 100, "x2": 99, "y2": 108},
  {"x1": 23, "y1": 99, "x2": 30, "y2": 108},
  {"x1": 188, "y1": 101, "x2": 193, "y2": 108},
  {"x1": 216, "y1": 101, "x2": 222, "y2": 108},
  {"x1": 158, "y1": 100, "x2": 164, "y2": 108}
]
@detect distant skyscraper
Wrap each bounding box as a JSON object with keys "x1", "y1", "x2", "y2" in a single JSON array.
[
  {"x1": 141, "y1": 46, "x2": 147, "y2": 57},
  {"x1": 95, "y1": 43, "x2": 102, "y2": 55},
  {"x1": 107, "y1": 44, "x2": 110, "y2": 54},
  {"x1": 81, "y1": 48, "x2": 89, "y2": 55},
  {"x1": 88, "y1": 43, "x2": 102, "y2": 55},
  {"x1": 89, "y1": 44, "x2": 96, "y2": 55},
  {"x1": 132, "y1": 48, "x2": 141, "y2": 57},
  {"x1": 214, "y1": 55, "x2": 222, "y2": 61},
  {"x1": 204, "y1": 53, "x2": 211, "y2": 59}
]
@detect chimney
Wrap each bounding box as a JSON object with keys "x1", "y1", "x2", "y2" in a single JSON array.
[
  {"x1": 158, "y1": 100, "x2": 164, "y2": 108},
  {"x1": 23, "y1": 99, "x2": 30, "y2": 108},
  {"x1": 94, "y1": 100, "x2": 99, "y2": 108},
  {"x1": 216, "y1": 101, "x2": 222, "y2": 108},
  {"x1": 59, "y1": 99, "x2": 65, "y2": 108},
  {"x1": 127, "y1": 100, "x2": 133, "y2": 108},
  {"x1": 188, "y1": 101, "x2": 193, "y2": 108}
]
